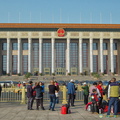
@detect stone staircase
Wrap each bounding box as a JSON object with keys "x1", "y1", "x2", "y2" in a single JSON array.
[{"x1": 0, "y1": 75, "x2": 120, "y2": 82}]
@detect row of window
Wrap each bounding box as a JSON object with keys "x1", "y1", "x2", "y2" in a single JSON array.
[
  {"x1": 2, "y1": 42, "x2": 118, "y2": 50},
  {"x1": 2, "y1": 55, "x2": 118, "y2": 74}
]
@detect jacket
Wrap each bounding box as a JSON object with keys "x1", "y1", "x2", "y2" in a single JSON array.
[
  {"x1": 67, "y1": 82, "x2": 75, "y2": 94},
  {"x1": 34, "y1": 85, "x2": 43, "y2": 99},
  {"x1": 89, "y1": 85, "x2": 101, "y2": 97},
  {"x1": 108, "y1": 82, "x2": 120, "y2": 98},
  {"x1": 82, "y1": 85, "x2": 89, "y2": 95},
  {"x1": 97, "y1": 85, "x2": 104, "y2": 97},
  {"x1": 27, "y1": 85, "x2": 33, "y2": 98}
]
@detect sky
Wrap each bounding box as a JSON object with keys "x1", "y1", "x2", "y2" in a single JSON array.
[{"x1": 0, "y1": 0, "x2": 120, "y2": 24}]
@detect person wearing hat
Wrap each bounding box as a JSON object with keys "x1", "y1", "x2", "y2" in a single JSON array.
[
  {"x1": 27, "y1": 81, "x2": 34, "y2": 110},
  {"x1": 82, "y1": 82, "x2": 89, "y2": 105},
  {"x1": 67, "y1": 79, "x2": 75, "y2": 107}
]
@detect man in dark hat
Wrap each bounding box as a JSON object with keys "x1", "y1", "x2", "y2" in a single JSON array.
[{"x1": 27, "y1": 81, "x2": 34, "y2": 110}]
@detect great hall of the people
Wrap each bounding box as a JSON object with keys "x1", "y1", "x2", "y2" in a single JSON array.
[{"x1": 0, "y1": 23, "x2": 120, "y2": 76}]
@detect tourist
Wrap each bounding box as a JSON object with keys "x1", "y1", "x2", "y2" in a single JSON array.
[
  {"x1": 97, "y1": 81, "x2": 104, "y2": 107},
  {"x1": 48, "y1": 80, "x2": 57, "y2": 111},
  {"x1": 106, "y1": 78, "x2": 120, "y2": 118},
  {"x1": 34, "y1": 82, "x2": 45, "y2": 110},
  {"x1": 27, "y1": 81, "x2": 34, "y2": 110},
  {"x1": 90, "y1": 89, "x2": 99, "y2": 113},
  {"x1": 32, "y1": 82, "x2": 37, "y2": 105},
  {"x1": 55, "y1": 81, "x2": 59, "y2": 104},
  {"x1": 89, "y1": 82, "x2": 101, "y2": 98},
  {"x1": 82, "y1": 82, "x2": 89, "y2": 105},
  {"x1": 67, "y1": 79, "x2": 75, "y2": 107},
  {"x1": 40, "y1": 82, "x2": 45, "y2": 107}
]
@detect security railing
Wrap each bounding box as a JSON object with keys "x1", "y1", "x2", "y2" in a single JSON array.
[{"x1": 0, "y1": 85, "x2": 84, "y2": 104}]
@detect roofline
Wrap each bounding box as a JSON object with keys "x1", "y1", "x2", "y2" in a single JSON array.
[{"x1": 0, "y1": 23, "x2": 120, "y2": 29}]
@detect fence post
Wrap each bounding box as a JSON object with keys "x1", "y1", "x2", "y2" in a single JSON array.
[
  {"x1": 21, "y1": 86, "x2": 26, "y2": 104},
  {"x1": 62, "y1": 86, "x2": 67, "y2": 104}
]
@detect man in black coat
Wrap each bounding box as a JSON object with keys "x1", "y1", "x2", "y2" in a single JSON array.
[{"x1": 27, "y1": 81, "x2": 34, "y2": 110}]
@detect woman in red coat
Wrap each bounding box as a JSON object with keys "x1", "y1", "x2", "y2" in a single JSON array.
[{"x1": 97, "y1": 81, "x2": 104, "y2": 108}]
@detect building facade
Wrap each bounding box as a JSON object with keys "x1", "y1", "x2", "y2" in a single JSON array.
[{"x1": 0, "y1": 23, "x2": 120, "y2": 76}]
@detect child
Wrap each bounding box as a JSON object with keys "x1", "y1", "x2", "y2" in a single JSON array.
[{"x1": 90, "y1": 89, "x2": 99, "y2": 113}]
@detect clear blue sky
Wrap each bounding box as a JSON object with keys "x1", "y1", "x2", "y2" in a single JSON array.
[{"x1": 0, "y1": 0, "x2": 120, "y2": 24}]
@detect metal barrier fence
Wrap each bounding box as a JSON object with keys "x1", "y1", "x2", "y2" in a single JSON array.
[{"x1": 0, "y1": 85, "x2": 84, "y2": 104}]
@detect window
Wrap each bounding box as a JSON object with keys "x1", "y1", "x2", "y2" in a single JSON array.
[
  {"x1": 12, "y1": 55, "x2": 18, "y2": 74},
  {"x1": 93, "y1": 43, "x2": 98, "y2": 50},
  {"x1": 2, "y1": 43, "x2": 7, "y2": 50},
  {"x1": 2, "y1": 55, "x2": 7, "y2": 75},
  {"x1": 32, "y1": 43, "x2": 39, "y2": 71},
  {"x1": 12, "y1": 43, "x2": 18, "y2": 50},
  {"x1": 114, "y1": 55, "x2": 118, "y2": 74},
  {"x1": 113, "y1": 43, "x2": 117, "y2": 50},
  {"x1": 70, "y1": 43, "x2": 78, "y2": 68},
  {"x1": 103, "y1": 43, "x2": 108, "y2": 50},
  {"x1": 103, "y1": 55, "x2": 108, "y2": 74},
  {"x1": 23, "y1": 43, "x2": 28, "y2": 50},
  {"x1": 93, "y1": 55, "x2": 98, "y2": 72},
  {"x1": 82, "y1": 43, "x2": 88, "y2": 67},
  {"x1": 43, "y1": 43, "x2": 51, "y2": 69},
  {"x1": 55, "y1": 43, "x2": 66, "y2": 68},
  {"x1": 22, "y1": 55, "x2": 28, "y2": 74}
]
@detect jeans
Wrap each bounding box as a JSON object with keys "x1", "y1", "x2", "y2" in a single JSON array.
[
  {"x1": 36, "y1": 98, "x2": 43, "y2": 109},
  {"x1": 107, "y1": 97, "x2": 119, "y2": 115},
  {"x1": 56, "y1": 97, "x2": 59, "y2": 104},
  {"x1": 84, "y1": 95, "x2": 89, "y2": 105},
  {"x1": 68, "y1": 94, "x2": 74, "y2": 106},
  {"x1": 49, "y1": 94, "x2": 56, "y2": 110},
  {"x1": 27, "y1": 97, "x2": 34, "y2": 109}
]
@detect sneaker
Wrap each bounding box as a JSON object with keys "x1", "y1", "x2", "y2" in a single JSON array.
[
  {"x1": 114, "y1": 115, "x2": 117, "y2": 118},
  {"x1": 106, "y1": 115, "x2": 110, "y2": 118}
]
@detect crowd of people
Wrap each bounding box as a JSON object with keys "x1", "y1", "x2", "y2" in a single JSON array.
[
  {"x1": 81, "y1": 77, "x2": 120, "y2": 117},
  {"x1": 27, "y1": 80, "x2": 59, "y2": 111},
  {"x1": 26, "y1": 77, "x2": 120, "y2": 117}
]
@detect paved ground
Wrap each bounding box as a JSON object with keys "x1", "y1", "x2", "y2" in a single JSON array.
[{"x1": 0, "y1": 101, "x2": 120, "y2": 120}]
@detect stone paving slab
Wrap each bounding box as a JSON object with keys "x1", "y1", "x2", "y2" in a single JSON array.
[{"x1": 0, "y1": 102, "x2": 120, "y2": 120}]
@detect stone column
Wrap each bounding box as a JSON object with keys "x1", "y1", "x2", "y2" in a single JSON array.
[
  {"x1": 18, "y1": 38, "x2": 21, "y2": 74},
  {"x1": 66, "y1": 38, "x2": 70, "y2": 74},
  {"x1": 7, "y1": 38, "x2": 10, "y2": 74},
  {"x1": 90, "y1": 38, "x2": 93, "y2": 73},
  {"x1": 110, "y1": 38, "x2": 114, "y2": 73},
  {"x1": 79, "y1": 38, "x2": 82, "y2": 74},
  {"x1": 28, "y1": 38, "x2": 32, "y2": 73},
  {"x1": 100, "y1": 39, "x2": 103, "y2": 73},
  {"x1": 39, "y1": 38, "x2": 42, "y2": 73},
  {"x1": 51, "y1": 38, "x2": 55, "y2": 74}
]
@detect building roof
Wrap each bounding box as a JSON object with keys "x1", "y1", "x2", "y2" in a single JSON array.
[{"x1": 0, "y1": 23, "x2": 120, "y2": 29}]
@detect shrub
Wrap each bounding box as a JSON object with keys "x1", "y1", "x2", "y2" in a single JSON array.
[
  {"x1": 68, "y1": 73, "x2": 71, "y2": 76},
  {"x1": 91, "y1": 72, "x2": 100, "y2": 79},
  {"x1": 52, "y1": 73, "x2": 55, "y2": 76},
  {"x1": 39, "y1": 73, "x2": 43, "y2": 76},
  {"x1": 25, "y1": 72, "x2": 32, "y2": 79}
]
